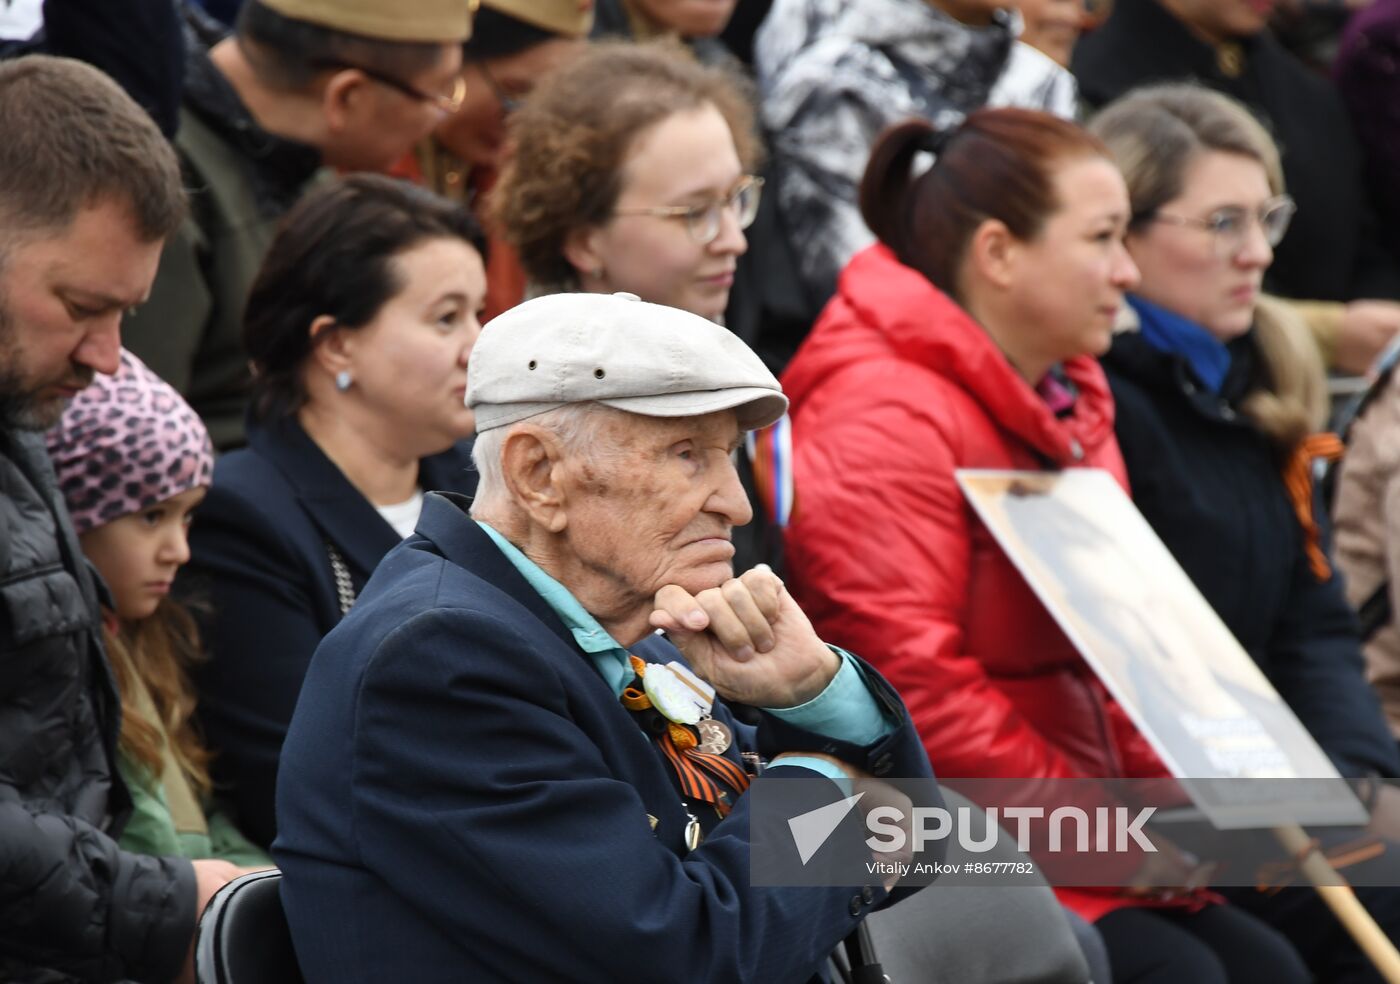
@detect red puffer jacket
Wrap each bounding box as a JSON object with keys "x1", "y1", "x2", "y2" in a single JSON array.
[{"x1": 783, "y1": 246, "x2": 1180, "y2": 920}]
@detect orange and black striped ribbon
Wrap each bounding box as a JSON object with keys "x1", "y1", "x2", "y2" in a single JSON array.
[
  {"x1": 658, "y1": 729, "x2": 750, "y2": 817},
  {"x1": 1282, "y1": 432, "x2": 1344, "y2": 581},
  {"x1": 626, "y1": 655, "x2": 749, "y2": 816}
]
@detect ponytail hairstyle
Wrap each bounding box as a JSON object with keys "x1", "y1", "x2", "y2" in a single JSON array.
[{"x1": 859, "y1": 108, "x2": 1112, "y2": 302}]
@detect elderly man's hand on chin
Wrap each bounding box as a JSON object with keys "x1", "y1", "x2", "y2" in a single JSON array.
[{"x1": 649, "y1": 565, "x2": 841, "y2": 708}]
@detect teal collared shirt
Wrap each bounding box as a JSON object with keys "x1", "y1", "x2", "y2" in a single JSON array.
[{"x1": 477, "y1": 522, "x2": 890, "y2": 781}]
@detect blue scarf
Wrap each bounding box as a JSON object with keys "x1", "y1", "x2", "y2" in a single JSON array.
[{"x1": 1127, "y1": 295, "x2": 1231, "y2": 393}]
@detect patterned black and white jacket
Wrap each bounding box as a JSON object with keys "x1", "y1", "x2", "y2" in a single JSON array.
[{"x1": 755, "y1": 0, "x2": 1077, "y2": 305}]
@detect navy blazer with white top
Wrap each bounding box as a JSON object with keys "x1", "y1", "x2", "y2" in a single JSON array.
[{"x1": 183, "y1": 414, "x2": 478, "y2": 847}]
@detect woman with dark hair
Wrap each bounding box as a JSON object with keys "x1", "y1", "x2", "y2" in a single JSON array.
[
  {"x1": 782, "y1": 108, "x2": 1309, "y2": 982},
  {"x1": 1092, "y1": 83, "x2": 1400, "y2": 982},
  {"x1": 181, "y1": 173, "x2": 486, "y2": 847}
]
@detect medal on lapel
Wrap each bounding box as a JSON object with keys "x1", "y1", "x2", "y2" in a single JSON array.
[
  {"x1": 696, "y1": 718, "x2": 733, "y2": 755},
  {"x1": 643, "y1": 661, "x2": 714, "y2": 725},
  {"x1": 621, "y1": 655, "x2": 748, "y2": 819}
]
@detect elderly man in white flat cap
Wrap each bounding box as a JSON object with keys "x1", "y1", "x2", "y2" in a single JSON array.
[{"x1": 273, "y1": 291, "x2": 935, "y2": 983}]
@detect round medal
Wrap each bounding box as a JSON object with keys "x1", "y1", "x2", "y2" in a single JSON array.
[{"x1": 696, "y1": 718, "x2": 733, "y2": 755}]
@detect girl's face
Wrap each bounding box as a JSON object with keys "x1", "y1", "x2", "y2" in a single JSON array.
[
  {"x1": 628, "y1": 0, "x2": 738, "y2": 37},
  {"x1": 576, "y1": 103, "x2": 748, "y2": 321},
  {"x1": 1017, "y1": 0, "x2": 1084, "y2": 66},
  {"x1": 80, "y1": 485, "x2": 206, "y2": 622}
]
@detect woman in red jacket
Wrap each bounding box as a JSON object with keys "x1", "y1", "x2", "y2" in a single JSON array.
[{"x1": 782, "y1": 108, "x2": 1308, "y2": 983}]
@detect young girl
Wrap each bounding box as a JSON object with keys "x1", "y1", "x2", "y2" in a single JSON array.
[{"x1": 46, "y1": 349, "x2": 268, "y2": 868}]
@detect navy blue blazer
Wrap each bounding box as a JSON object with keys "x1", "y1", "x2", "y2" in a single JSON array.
[
  {"x1": 183, "y1": 414, "x2": 478, "y2": 847},
  {"x1": 274, "y1": 493, "x2": 935, "y2": 983}
]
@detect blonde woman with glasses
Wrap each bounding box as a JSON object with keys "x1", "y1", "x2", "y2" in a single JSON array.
[{"x1": 1092, "y1": 83, "x2": 1400, "y2": 984}]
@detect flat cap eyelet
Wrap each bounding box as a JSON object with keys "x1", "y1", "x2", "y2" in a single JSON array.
[{"x1": 594, "y1": 368, "x2": 606, "y2": 379}]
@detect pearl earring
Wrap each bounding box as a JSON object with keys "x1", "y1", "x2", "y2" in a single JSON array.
[{"x1": 335, "y1": 370, "x2": 352, "y2": 391}]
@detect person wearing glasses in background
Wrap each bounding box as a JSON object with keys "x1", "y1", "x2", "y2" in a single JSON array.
[
  {"x1": 1073, "y1": 0, "x2": 1400, "y2": 379},
  {"x1": 120, "y1": 0, "x2": 474, "y2": 451},
  {"x1": 494, "y1": 38, "x2": 760, "y2": 324},
  {"x1": 1091, "y1": 84, "x2": 1400, "y2": 983},
  {"x1": 493, "y1": 39, "x2": 779, "y2": 569},
  {"x1": 398, "y1": 0, "x2": 593, "y2": 322}
]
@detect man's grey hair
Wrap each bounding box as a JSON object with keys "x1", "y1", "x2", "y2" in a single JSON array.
[{"x1": 470, "y1": 403, "x2": 626, "y2": 518}]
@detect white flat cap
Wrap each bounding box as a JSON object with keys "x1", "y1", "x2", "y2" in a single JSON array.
[{"x1": 468, "y1": 292, "x2": 788, "y2": 432}]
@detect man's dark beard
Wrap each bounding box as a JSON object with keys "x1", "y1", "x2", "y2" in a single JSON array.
[{"x1": 0, "y1": 297, "x2": 88, "y2": 432}]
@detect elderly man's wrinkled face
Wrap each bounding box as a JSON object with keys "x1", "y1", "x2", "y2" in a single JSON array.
[{"x1": 562, "y1": 408, "x2": 753, "y2": 602}]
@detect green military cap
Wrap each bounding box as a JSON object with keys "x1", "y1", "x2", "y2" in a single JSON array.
[
  {"x1": 482, "y1": 0, "x2": 595, "y2": 37},
  {"x1": 259, "y1": 0, "x2": 477, "y2": 42}
]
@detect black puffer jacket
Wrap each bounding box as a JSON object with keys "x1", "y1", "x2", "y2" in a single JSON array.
[{"x1": 0, "y1": 430, "x2": 195, "y2": 983}]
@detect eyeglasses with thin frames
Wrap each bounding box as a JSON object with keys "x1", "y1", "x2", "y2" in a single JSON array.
[
  {"x1": 311, "y1": 60, "x2": 467, "y2": 116},
  {"x1": 613, "y1": 175, "x2": 765, "y2": 245},
  {"x1": 1140, "y1": 194, "x2": 1296, "y2": 259}
]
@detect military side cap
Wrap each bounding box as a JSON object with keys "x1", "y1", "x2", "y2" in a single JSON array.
[
  {"x1": 258, "y1": 0, "x2": 476, "y2": 42},
  {"x1": 482, "y1": 0, "x2": 595, "y2": 37}
]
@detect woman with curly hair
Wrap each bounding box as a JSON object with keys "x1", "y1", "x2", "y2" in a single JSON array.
[
  {"x1": 494, "y1": 39, "x2": 786, "y2": 566},
  {"x1": 493, "y1": 39, "x2": 760, "y2": 323}
]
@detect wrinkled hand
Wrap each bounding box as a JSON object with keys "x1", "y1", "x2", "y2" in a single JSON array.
[
  {"x1": 650, "y1": 565, "x2": 839, "y2": 708},
  {"x1": 1336, "y1": 301, "x2": 1400, "y2": 376}
]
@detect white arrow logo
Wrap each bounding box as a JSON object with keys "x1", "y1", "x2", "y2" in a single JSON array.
[{"x1": 788, "y1": 792, "x2": 866, "y2": 865}]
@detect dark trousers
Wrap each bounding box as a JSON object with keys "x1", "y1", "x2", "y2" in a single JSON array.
[
  {"x1": 1097, "y1": 904, "x2": 1309, "y2": 984},
  {"x1": 1223, "y1": 884, "x2": 1400, "y2": 984}
]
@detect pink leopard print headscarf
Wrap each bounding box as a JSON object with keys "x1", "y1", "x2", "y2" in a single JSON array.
[{"x1": 45, "y1": 349, "x2": 214, "y2": 536}]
